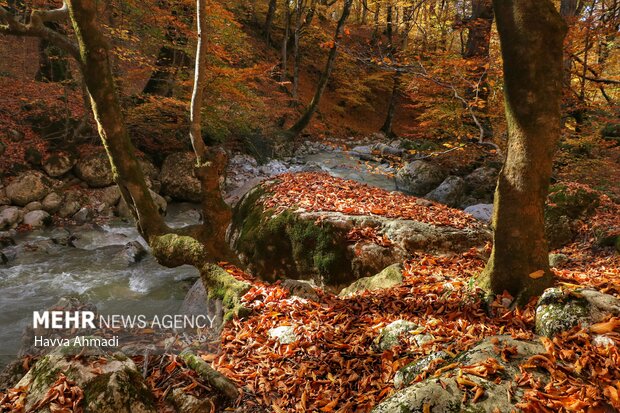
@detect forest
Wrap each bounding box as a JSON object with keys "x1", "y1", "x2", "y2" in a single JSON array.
[{"x1": 0, "y1": 0, "x2": 619, "y2": 412}]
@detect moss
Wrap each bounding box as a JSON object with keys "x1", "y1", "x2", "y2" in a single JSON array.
[
  {"x1": 122, "y1": 367, "x2": 155, "y2": 407},
  {"x1": 547, "y1": 184, "x2": 600, "y2": 219},
  {"x1": 29, "y1": 356, "x2": 62, "y2": 391},
  {"x1": 201, "y1": 264, "x2": 251, "y2": 320},
  {"x1": 150, "y1": 233, "x2": 207, "y2": 267},
  {"x1": 339, "y1": 264, "x2": 403, "y2": 296},
  {"x1": 536, "y1": 288, "x2": 591, "y2": 337},
  {"x1": 82, "y1": 372, "x2": 114, "y2": 408}
]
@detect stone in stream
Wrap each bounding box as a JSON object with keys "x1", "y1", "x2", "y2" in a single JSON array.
[
  {"x1": 395, "y1": 160, "x2": 447, "y2": 196},
  {"x1": 0, "y1": 206, "x2": 23, "y2": 229},
  {"x1": 5, "y1": 171, "x2": 51, "y2": 206},
  {"x1": 160, "y1": 152, "x2": 202, "y2": 202},
  {"x1": 425, "y1": 176, "x2": 466, "y2": 208},
  {"x1": 119, "y1": 241, "x2": 147, "y2": 264},
  {"x1": 74, "y1": 152, "x2": 115, "y2": 188},
  {"x1": 22, "y1": 210, "x2": 51, "y2": 228},
  {"x1": 42, "y1": 152, "x2": 76, "y2": 177}
]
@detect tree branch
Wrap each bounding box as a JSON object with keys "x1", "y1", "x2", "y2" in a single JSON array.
[{"x1": 0, "y1": 3, "x2": 79, "y2": 60}]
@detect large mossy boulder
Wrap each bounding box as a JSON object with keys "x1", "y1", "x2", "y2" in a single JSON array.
[
  {"x1": 13, "y1": 351, "x2": 155, "y2": 412},
  {"x1": 535, "y1": 287, "x2": 620, "y2": 337},
  {"x1": 229, "y1": 179, "x2": 489, "y2": 291},
  {"x1": 372, "y1": 336, "x2": 546, "y2": 413},
  {"x1": 339, "y1": 263, "x2": 403, "y2": 296}
]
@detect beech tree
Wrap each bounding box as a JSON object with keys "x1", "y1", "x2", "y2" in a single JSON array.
[{"x1": 476, "y1": 0, "x2": 567, "y2": 303}]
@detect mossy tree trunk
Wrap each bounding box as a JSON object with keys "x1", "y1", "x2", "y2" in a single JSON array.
[
  {"x1": 476, "y1": 0, "x2": 567, "y2": 304},
  {"x1": 66, "y1": 0, "x2": 247, "y2": 317},
  {"x1": 288, "y1": 0, "x2": 353, "y2": 136}
]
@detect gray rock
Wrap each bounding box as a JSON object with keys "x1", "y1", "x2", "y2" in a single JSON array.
[
  {"x1": 96, "y1": 185, "x2": 121, "y2": 207},
  {"x1": 373, "y1": 142, "x2": 404, "y2": 157},
  {"x1": 22, "y1": 210, "x2": 51, "y2": 228},
  {"x1": 119, "y1": 241, "x2": 147, "y2": 264},
  {"x1": 549, "y1": 253, "x2": 569, "y2": 268},
  {"x1": 0, "y1": 206, "x2": 23, "y2": 229},
  {"x1": 5, "y1": 171, "x2": 51, "y2": 206},
  {"x1": 394, "y1": 351, "x2": 450, "y2": 389},
  {"x1": 546, "y1": 214, "x2": 574, "y2": 249},
  {"x1": 42, "y1": 152, "x2": 76, "y2": 177},
  {"x1": 350, "y1": 145, "x2": 376, "y2": 161},
  {"x1": 339, "y1": 263, "x2": 403, "y2": 297},
  {"x1": 58, "y1": 200, "x2": 81, "y2": 218},
  {"x1": 535, "y1": 288, "x2": 620, "y2": 337},
  {"x1": 375, "y1": 320, "x2": 419, "y2": 351},
  {"x1": 168, "y1": 388, "x2": 213, "y2": 413},
  {"x1": 73, "y1": 207, "x2": 95, "y2": 224},
  {"x1": 396, "y1": 160, "x2": 446, "y2": 196},
  {"x1": 23, "y1": 201, "x2": 43, "y2": 212},
  {"x1": 41, "y1": 192, "x2": 63, "y2": 213},
  {"x1": 15, "y1": 352, "x2": 155, "y2": 413},
  {"x1": 374, "y1": 336, "x2": 546, "y2": 413},
  {"x1": 464, "y1": 166, "x2": 498, "y2": 201},
  {"x1": 269, "y1": 326, "x2": 298, "y2": 344},
  {"x1": 464, "y1": 203, "x2": 493, "y2": 222},
  {"x1": 425, "y1": 176, "x2": 466, "y2": 207},
  {"x1": 74, "y1": 152, "x2": 114, "y2": 187},
  {"x1": 118, "y1": 189, "x2": 166, "y2": 219},
  {"x1": 160, "y1": 152, "x2": 201, "y2": 202},
  {"x1": 138, "y1": 158, "x2": 160, "y2": 191},
  {"x1": 282, "y1": 279, "x2": 320, "y2": 301}
]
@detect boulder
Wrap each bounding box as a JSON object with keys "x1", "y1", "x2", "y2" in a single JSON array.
[
  {"x1": 374, "y1": 320, "x2": 419, "y2": 351},
  {"x1": 13, "y1": 352, "x2": 156, "y2": 413},
  {"x1": 535, "y1": 288, "x2": 620, "y2": 337},
  {"x1": 268, "y1": 326, "x2": 298, "y2": 344},
  {"x1": 168, "y1": 388, "x2": 214, "y2": 413},
  {"x1": 282, "y1": 279, "x2": 320, "y2": 301},
  {"x1": 23, "y1": 210, "x2": 51, "y2": 228},
  {"x1": 74, "y1": 152, "x2": 114, "y2": 187},
  {"x1": 394, "y1": 351, "x2": 450, "y2": 389},
  {"x1": 396, "y1": 161, "x2": 446, "y2": 196},
  {"x1": 118, "y1": 190, "x2": 166, "y2": 218},
  {"x1": 99, "y1": 185, "x2": 122, "y2": 207},
  {"x1": 549, "y1": 253, "x2": 569, "y2": 268},
  {"x1": 464, "y1": 203, "x2": 493, "y2": 222},
  {"x1": 138, "y1": 158, "x2": 160, "y2": 192},
  {"x1": 339, "y1": 263, "x2": 403, "y2": 297},
  {"x1": 464, "y1": 166, "x2": 498, "y2": 202},
  {"x1": 24, "y1": 201, "x2": 43, "y2": 212},
  {"x1": 5, "y1": 171, "x2": 51, "y2": 206},
  {"x1": 73, "y1": 207, "x2": 95, "y2": 224},
  {"x1": 41, "y1": 192, "x2": 63, "y2": 213},
  {"x1": 0, "y1": 207, "x2": 23, "y2": 229},
  {"x1": 229, "y1": 182, "x2": 489, "y2": 290},
  {"x1": 42, "y1": 152, "x2": 76, "y2": 177},
  {"x1": 425, "y1": 176, "x2": 465, "y2": 207},
  {"x1": 0, "y1": 188, "x2": 10, "y2": 206},
  {"x1": 160, "y1": 152, "x2": 201, "y2": 202},
  {"x1": 118, "y1": 241, "x2": 147, "y2": 264},
  {"x1": 349, "y1": 145, "x2": 376, "y2": 161},
  {"x1": 373, "y1": 336, "x2": 546, "y2": 413},
  {"x1": 58, "y1": 200, "x2": 81, "y2": 218}
]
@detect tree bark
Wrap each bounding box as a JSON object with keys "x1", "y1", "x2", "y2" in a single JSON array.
[
  {"x1": 292, "y1": 0, "x2": 302, "y2": 98},
  {"x1": 281, "y1": 1, "x2": 291, "y2": 82},
  {"x1": 265, "y1": 0, "x2": 278, "y2": 43},
  {"x1": 380, "y1": 71, "x2": 400, "y2": 137},
  {"x1": 288, "y1": 0, "x2": 353, "y2": 136},
  {"x1": 190, "y1": 0, "x2": 208, "y2": 163},
  {"x1": 476, "y1": 0, "x2": 567, "y2": 304}
]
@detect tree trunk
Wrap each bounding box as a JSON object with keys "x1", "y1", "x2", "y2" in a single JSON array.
[
  {"x1": 35, "y1": 23, "x2": 72, "y2": 82},
  {"x1": 292, "y1": 0, "x2": 302, "y2": 98},
  {"x1": 65, "y1": 0, "x2": 248, "y2": 318},
  {"x1": 142, "y1": 45, "x2": 190, "y2": 96},
  {"x1": 476, "y1": 0, "x2": 567, "y2": 304},
  {"x1": 265, "y1": 0, "x2": 278, "y2": 43},
  {"x1": 380, "y1": 71, "x2": 400, "y2": 137},
  {"x1": 281, "y1": 1, "x2": 291, "y2": 82},
  {"x1": 288, "y1": 0, "x2": 353, "y2": 136},
  {"x1": 190, "y1": 0, "x2": 208, "y2": 163}
]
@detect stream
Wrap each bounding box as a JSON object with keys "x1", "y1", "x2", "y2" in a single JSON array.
[{"x1": 0, "y1": 151, "x2": 398, "y2": 369}]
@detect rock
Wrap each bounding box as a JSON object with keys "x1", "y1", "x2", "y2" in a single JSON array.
[
  {"x1": 396, "y1": 160, "x2": 446, "y2": 196},
  {"x1": 425, "y1": 176, "x2": 466, "y2": 207},
  {"x1": 268, "y1": 326, "x2": 298, "y2": 344},
  {"x1": 58, "y1": 200, "x2": 81, "y2": 218},
  {"x1": 282, "y1": 279, "x2": 320, "y2": 301},
  {"x1": 5, "y1": 171, "x2": 51, "y2": 206},
  {"x1": 42, "y1": 152, "x2": 76, "y2": 177},
  {"x1": 339, "y1": 263, "x2": 403, "y2": 297},
  {"x1": 349, "y1": 145, "x2": 376, "y2": 161},
  {"x1": 23, "y1": 210, "x2": 51, "y2": 228},
  {"x1": 394, "y1": 351, "x2": 450, "y2": 389},
  {"x1": 49, "y1": 228, "x2": 75, "y2": 246},
  {"x1": 100, "y1": 185, "x2": 121, "y2": 207},
  {"x1": 14, "y1": 352, "x2": 156, "y2": 413},
  {"x1": 41, "y1": 192, "x2": 63, "y2": 213},
  {"x1": 74, "y1": 152, "x2": 114, "y2": 187},
  {"x1": 0, "y1": 140, "x2": 5, "y2": 156},
  {"x1": 375, "y1": 320, "x2": 419, "y2": 351},
  {"x1": 0, "y1": 359, "x2": 28, "y2": 391},
  {"x1": 118, "y1": 190, "x2": 166, "y2": 218},
  {"x1": 168, "y1": 388, "x2": 214, "y2": 413},
  {"x1": 0, "y1": 188, "x2": 9, "y2": 206},
  {"x1": 23, "y1": 201, "x2": 43, "y2": 212},
  {"x1": 464, "y1": 166, "x2": 498, "y2": 202},
  {"x1": 536, "y1": 288, "x2": 620, "y2": 337},
  {"x1": 546, "y1": 214, "x2": 574, "y2": 249},
  {"x1": 160, "y1": 152, "x2": 201, "y2": 202},
  {"x1": 549, "y1": 253, "x2": 569, "y2": 268},
  {"x1": 73, "y1": 207, "x2": 95, "y2": 224},
  {"x1": 0, "y1": 207, "x2": 23, "y2": 229},
  {"x1": 119, "y1": 241, "x2": 147, "y2": 264},
  {"x1": 464, "y1": 203, "x2": 493, "y2": 222},
  {"x1": 138, "y1": 158, "x2": 160, "y2": 191},
  {"x1": 180, "y1": 279, "x2": 208, "y2": 315},
  {"x1": 229, "y1": 180, "x2": 489, "y2": 290},
  {"x1": 373, "y1": 336, "x2": 546, "y2": 413},
  {"x1": 373, "y1": 142, "x2": 404, "y2": 157}
]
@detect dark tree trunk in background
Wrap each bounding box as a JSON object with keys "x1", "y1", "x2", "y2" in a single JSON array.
[
  {"x1": 477, "y1": 0, "x2": 567, "y2": 304},
  {"x1": 281, "y1": 1, "x2": 291, "y2": 82},
  {"x1": 386, "y1": 2, "x2": 393, "y2": 48},
  {"x1": 381, "y1": 71, "x2": 400, "y2": 137},
  {"x1": 35, "y1": 23, "x2": 72, "y2": 82},
  {"x1": 292, "y1": 0, "x2": 302, "y2": 98},
  {"x1": 142, "y1": 44, "x2": 190, "y2": 96},
  {"x1": 265, "y1": 0, "x2": 277, "y2": 43},
  {"x1": 288, "y1": 0, "x2": 353, "y2": 136}
]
